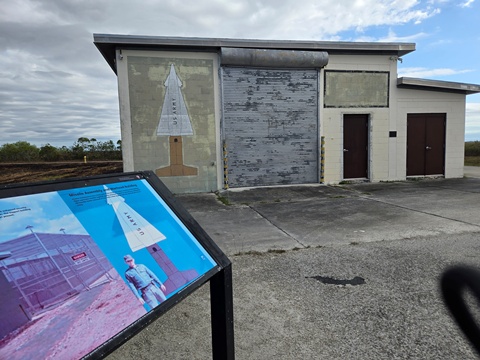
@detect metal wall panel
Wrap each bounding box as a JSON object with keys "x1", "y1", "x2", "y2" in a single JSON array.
[{"x1": 222, "y1": 68, "x2": 319, "y2": 187}]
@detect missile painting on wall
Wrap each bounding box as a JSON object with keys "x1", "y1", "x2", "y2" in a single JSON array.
[{"x1": 156, "y1": 64, "x2": 198, "y2": 177}]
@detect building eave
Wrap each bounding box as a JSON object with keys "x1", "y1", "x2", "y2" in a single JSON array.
[
  {"x1": 397, "y1": 77, "x2": 480, "y2": 95},
  {"x1": 0, "y1": 251, "x2": 12, "y2": 261},
  {"x1": 93, "y1": 33, "x2": 416, "y2": 74}
]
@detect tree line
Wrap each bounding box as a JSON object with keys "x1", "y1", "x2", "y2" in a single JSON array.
[
  {"x1": 0, "y1": 137, "x2": 122, "y2": 162},
  {"x1": 2, "y1": 138, "x2": 479, "y2": 162},
  {"x1": 465, "y1": 141, "x2": 480, "y2": 156}
]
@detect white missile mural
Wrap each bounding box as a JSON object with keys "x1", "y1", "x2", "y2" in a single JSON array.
[
  {"x1": 155, "y1": 64, "x2": 198, "y2": 177},
  {"x1": 104, "y1": 186, "x2": 166, "y2": 252},
  {"x1": 156, "y1": 64, "x2": 193, "y2": 136}
]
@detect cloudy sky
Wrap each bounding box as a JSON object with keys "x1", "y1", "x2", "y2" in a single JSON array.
[{"x1": 1, "y1": 0, "x2": 479, "y2": 147}]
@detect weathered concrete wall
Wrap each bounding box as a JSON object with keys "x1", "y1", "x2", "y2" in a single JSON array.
[
  {"x1": 117, "y1": 50, "x2": 220, "y2": 193},
  {"x1": 324, "y1": 71, "x2": 389, "y2": 108}
]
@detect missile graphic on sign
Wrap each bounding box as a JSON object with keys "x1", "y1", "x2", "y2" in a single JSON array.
[
  {"x1": 156, "y1": 64, "x2": 193, "y2": 136},
  {"x1": 104, "y1": 186, "x2": 166, "y2": 252}
]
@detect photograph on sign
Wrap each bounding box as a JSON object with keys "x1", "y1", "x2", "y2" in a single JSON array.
[{"x1": 0, "y1": 177, "x2": 217, "y2": 360}]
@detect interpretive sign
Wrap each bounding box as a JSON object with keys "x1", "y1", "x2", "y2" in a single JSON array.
[{"x1": 0, "y1": 171, "x2": 233, "y2": 359}]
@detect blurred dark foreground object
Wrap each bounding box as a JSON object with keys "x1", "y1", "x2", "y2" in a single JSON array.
[{"x1": 441, "y1": 265, "x2": 480, "y2": 356}]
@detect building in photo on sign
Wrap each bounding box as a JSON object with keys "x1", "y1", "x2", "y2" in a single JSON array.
[
  {"x1": 0, "y1": 230, "x2": 113, "y2": 339},
  {"x1": 94, "y1": 35, "x2": 480, "y2": 193}
]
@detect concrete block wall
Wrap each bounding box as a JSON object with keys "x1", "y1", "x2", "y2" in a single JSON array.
[
  {"x1": 396, "y1": 88, "x2": 466, "y2": 178},
  {"x1": 320, "y1": 55, "x2": 398, "y2": 184}
]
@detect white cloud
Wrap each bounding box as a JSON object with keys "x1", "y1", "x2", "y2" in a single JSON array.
[
  {"x1": 377, "y1": 29, "x2": 429, "y2": 43},
  {"x1": 42, "y1": 213, "x2": 88, "y2": 235},
  {"x1": 460, "y1": 0, "x2": 475, "y2": 8}
]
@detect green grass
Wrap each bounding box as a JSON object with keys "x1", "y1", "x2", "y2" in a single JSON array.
[
  {"x1": 214, "y1": 192, "x2": 231, "y2": 205},
  {"x1": 465, "y1": 156, "x2": 480, "y2": 166}
]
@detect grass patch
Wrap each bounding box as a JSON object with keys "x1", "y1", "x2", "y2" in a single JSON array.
[
  {"x1": 465, "y1": 156, "x2": 480, "y2": 166},
  {"x1": 214, "y1": 192, "x2": 231, "y2": 205}
]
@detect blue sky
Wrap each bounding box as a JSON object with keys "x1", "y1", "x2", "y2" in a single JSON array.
[
  {"x1": 0, "y1": 0, "x2": 479, "y2": 146},
  {"x1": 0, "y1": 191, "x2": 88, "y2": 243}
]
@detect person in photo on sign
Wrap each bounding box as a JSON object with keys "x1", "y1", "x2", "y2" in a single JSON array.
[{"x1": 124, "y1": 254, "x2": 167, "y2": 310}]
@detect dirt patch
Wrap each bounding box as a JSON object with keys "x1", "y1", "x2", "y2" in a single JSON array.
[{"x1": 0, "y1": 161, "x2": 124, "y2": 185}]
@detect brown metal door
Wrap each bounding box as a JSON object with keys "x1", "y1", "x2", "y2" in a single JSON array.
[
  {"x1": 425, "y1": 115, "x2": 445, "y2": 175},
  {"x1": 407, "y1": 114, "x2": 445, "y2": 176},
  {"x1": 343, "y1": 114, "x2": 368, "y2": 179},
  {"x1": 407, "y1": 114, "x2": 426, "y2": 176}
]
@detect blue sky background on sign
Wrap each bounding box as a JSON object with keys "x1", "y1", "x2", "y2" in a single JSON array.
[{"x1": 1, "y1": 0, "x2": 479, "y2": 146}]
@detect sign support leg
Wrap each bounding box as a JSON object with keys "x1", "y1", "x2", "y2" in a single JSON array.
[{"x1": 210, "y1": 263, "x2": 235, "y2": 360}]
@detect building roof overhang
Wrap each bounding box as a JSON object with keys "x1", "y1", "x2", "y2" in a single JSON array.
[
  {"x1": 0, "y1": 251, "x2": 12, "y2": 261},
  {"x1": 93, "y1": 34, "x2": 416, "y2": 74},
  {"x1": 397, "y1": 77, "x2": 480, "y2": 95}
]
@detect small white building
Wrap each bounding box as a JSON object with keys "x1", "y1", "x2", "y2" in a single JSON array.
[{"x1": 94, "y1": 34, "x2": 480, "y2": 193}]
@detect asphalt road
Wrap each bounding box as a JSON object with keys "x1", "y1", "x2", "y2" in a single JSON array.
[{"x1": 107, "y1": 175, "x2": 480, "y2": 359}]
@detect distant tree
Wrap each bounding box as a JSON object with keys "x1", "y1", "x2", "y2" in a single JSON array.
[
  {"x1": 76, "y1": 137, "x2": 90, "y2": 144},
  {"x1": 0, "y1": 138, "x2": 122, "y2": 162},
  {"x1": 465, "y1": 141, "x2": 480, "y2": 156},
  {"x1": 57, "y1": 146, "x2": 72, "y2": 161},
  {"x1": 87, "y1": 138, "x2": 98, "y2": 152},
  {"x1": 70, "y1": 137, "x2": 90, "y2": 159},
  {"x1": 0, "y1": 141, "x2": 39, "y2": 162},
  {"x1": 39, "y1": 144, "x2": 60, "y2": 161}
]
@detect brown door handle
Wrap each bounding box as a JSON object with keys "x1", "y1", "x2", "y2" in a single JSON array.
[{"x1": 426, "y1": 146, "x2": 432, "y2": 150}]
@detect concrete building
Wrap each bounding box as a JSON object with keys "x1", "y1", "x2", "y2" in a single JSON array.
[{"x1": 94, "y1": 34, "x2": 480, "y2": 193}]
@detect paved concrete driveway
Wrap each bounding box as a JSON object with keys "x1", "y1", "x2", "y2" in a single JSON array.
[
  {"x1": 177, "y1": 178, "x2": 480, "y2": 256},
  {"x1": 107, "y1": 177, "x2": 480, "y2": 360},
  {"x1": 465, "y1": 165, "x2": 480, "y2": 178}
]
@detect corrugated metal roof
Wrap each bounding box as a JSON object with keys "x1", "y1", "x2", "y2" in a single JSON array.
[
  {"x1": 397, "y1": 77, "x2": 480, "y2": 95},
  {"x1": 93, "y1": 34, "x2": 416, "y2": 74}
]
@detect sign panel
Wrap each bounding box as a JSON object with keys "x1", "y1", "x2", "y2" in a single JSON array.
[{"x1": 0, "y1": 171, "x2": 224, "y2": 359}]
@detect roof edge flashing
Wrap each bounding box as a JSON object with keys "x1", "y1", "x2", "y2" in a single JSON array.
[
  {"x1": 93, "y1": 34, "x2": 416, "y2": 74},
  {"x1": 397, "y1": 77, "x2": 480, "y2": 95}
]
